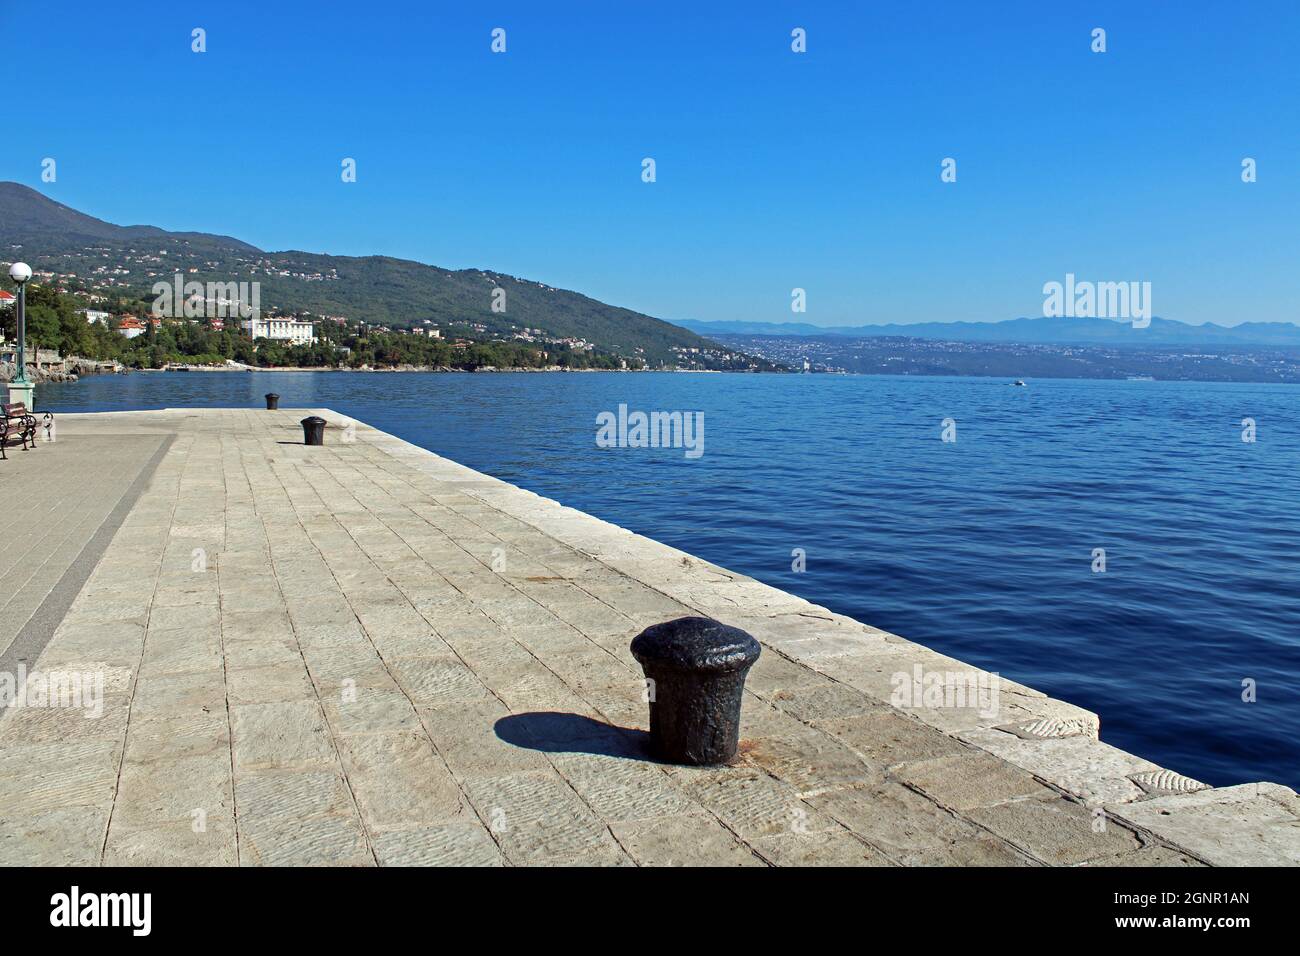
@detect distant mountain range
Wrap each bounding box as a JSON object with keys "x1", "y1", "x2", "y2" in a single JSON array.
[
  {"x1": 676, "y1": 316, "x2": 1300, "y2": 348},
  {"x1": 0, "y1": 182, "x2": 742, "y2": 367}
]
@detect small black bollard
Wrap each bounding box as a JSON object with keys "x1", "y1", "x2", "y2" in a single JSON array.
[
  {"x1": 265, "y1": 393, "x2": 280, "y2": 410},
  {"x1": 301, "y1": 416, "x2": 326, "y2": 445},
  {"x1": 630, "y1": 616, "x2": 761, "y2": 765}
]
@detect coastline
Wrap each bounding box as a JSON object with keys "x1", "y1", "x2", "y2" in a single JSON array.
[
  {"x1": 160, "y1": 363, "x2": 725, "y2": 373},
  {"x1": 1, "y1": 356, "x2": 124, "y2": 385}
]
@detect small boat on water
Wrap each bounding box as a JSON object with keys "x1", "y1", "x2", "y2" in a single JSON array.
[{"x1": 1012, "y1": 380, "x2": 1026, "y2": 387}]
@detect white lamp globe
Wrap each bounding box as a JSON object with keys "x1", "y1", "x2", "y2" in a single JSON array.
[{"x1": 8, "y1": 262, "x2": 32, "y2": 284}]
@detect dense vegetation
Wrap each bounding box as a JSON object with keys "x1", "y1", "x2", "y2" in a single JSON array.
[{"x1": 0, "y1": 284, "x2": 641, "y2": 371}]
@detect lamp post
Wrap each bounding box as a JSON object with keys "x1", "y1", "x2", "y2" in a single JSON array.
[{"x1": 7, "y1": 262, "x2": 34, "y2": 410}]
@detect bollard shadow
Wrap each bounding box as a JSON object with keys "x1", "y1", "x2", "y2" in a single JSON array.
[{"x1": 495, "y1": 712, "x2": 656, "y2": 762}]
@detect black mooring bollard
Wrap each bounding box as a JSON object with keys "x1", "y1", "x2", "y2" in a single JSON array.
[
  {"x1": 265, "y1": 393, "x2": 280, "y2": 410},
  {"x1": 630, "y1": 616, "x2": 761, "y2": 765},
  {"x1": 301, "y1": 416, "x2": 326, "y2": 446}
]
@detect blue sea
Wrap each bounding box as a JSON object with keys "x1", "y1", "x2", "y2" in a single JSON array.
[{"x1": 37, "y1": 371, "x2": 1300, "y2": 789}]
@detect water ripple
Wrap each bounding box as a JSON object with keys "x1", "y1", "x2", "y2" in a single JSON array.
[{"x1": 40, "y1": 371, "x2": 1300, "y2": 787}]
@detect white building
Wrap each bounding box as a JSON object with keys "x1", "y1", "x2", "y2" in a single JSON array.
[{"x1": 241, "y1": 317, "x2": 317, "y2": 345}]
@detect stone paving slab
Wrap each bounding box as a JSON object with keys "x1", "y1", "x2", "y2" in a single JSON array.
[
  {"x1": 0, "y1": 430, "x2": 171, "y2": 660},
  {"x1": 0, "y1": 408, "x2": 1294, "y2": 867}
]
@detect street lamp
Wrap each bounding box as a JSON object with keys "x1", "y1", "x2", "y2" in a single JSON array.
[{"x1": 7, "y1": 261, "x2": 33, "y2": 410}]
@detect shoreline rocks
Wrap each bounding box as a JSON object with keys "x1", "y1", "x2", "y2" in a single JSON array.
[{"x1": 1, "y1": 356, "x2": 125, "y2": 384}]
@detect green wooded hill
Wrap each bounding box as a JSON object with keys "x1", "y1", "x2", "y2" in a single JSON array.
[{"x1": 0, "y1": 182, "x2": 752, "y2": 367}]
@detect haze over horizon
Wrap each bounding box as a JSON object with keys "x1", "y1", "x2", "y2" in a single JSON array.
[{"x1": 2, "y1": 1, "x2": 1297, "y2": 329}]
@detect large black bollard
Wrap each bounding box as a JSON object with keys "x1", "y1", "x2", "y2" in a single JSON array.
[
  {"x1": 265, "y1": 393, "x2": 280, "y2": 410},
  {"x1": 300, "y1": 416, "x2": 326, "y2": 445},
  {"x1": 631, "y1": 616, "x2": 760, "y2": 765}
]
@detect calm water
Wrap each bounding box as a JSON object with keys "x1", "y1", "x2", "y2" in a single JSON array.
[{"x1": 36, "y1": 370, "x2": 1300, "y2": 788}]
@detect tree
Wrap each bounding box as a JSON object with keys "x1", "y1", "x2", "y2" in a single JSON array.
[
  {"x1": 58, "y1": 306, "x2": 91, "y2": 356},
  {"x1": 23, "y1": 303, "x2": 60, "y2": 353}
]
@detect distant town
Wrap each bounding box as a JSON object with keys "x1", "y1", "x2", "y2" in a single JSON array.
[{"x1": 714, "y1": 333, "x2": 1300, "y2": 384}]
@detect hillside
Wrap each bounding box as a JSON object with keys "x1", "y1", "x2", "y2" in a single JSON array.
[{"x1": 0, "y1": 182, "x2": 750, "y2": 367}]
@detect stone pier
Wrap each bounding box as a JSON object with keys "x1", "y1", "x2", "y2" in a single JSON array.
[{"x1": 0, "y1": 409, "x2": 1295, "y2": 866}]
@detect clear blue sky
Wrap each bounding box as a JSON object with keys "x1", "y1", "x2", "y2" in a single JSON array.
[{"x1": 3, "y1": 1, "x2": 1298, "y2": 327}]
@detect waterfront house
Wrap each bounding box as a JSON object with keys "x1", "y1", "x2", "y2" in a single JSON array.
[{"x1": 240, "y1": 316, "x2": 318, "y2": 345}]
